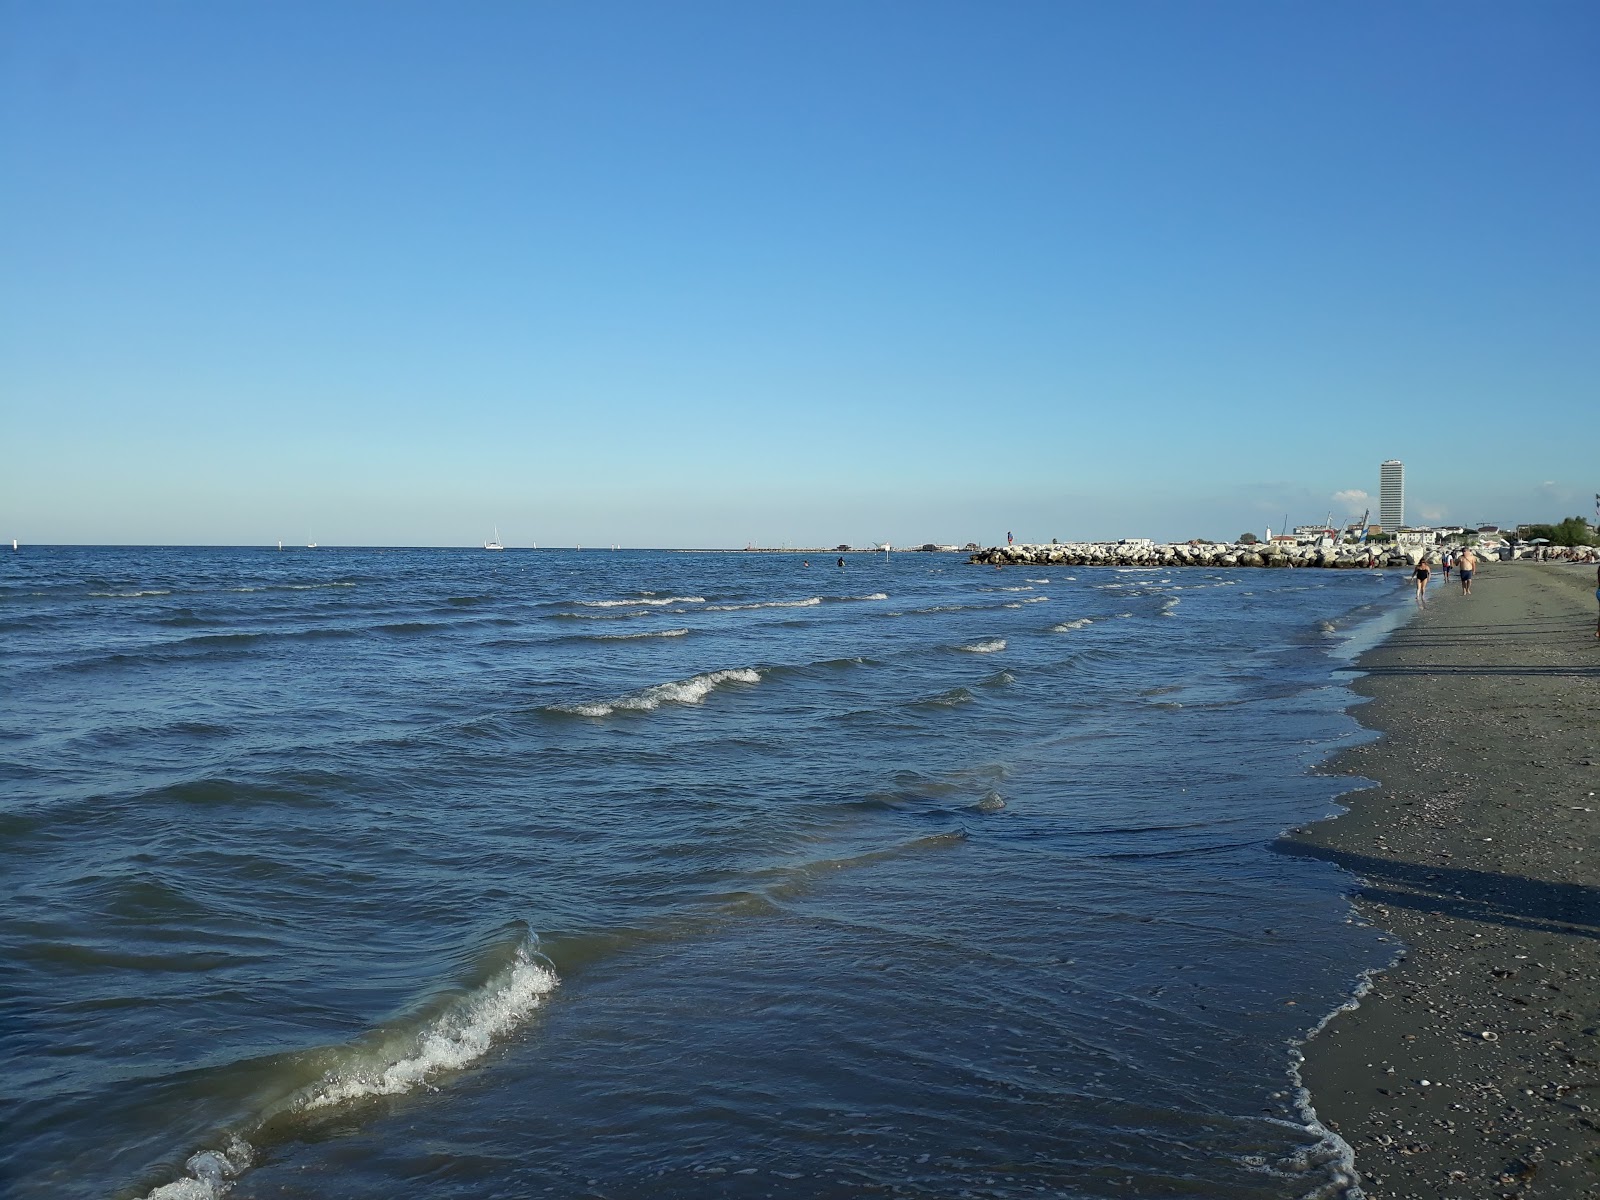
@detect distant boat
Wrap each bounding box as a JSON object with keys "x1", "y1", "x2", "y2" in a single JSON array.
[
  {"x1": 485, "y1": 527, "x2": 505, "y2": 551},
  {"x1": 277, "y1": 539, "x2": 283, "y2": 551},
  {"x1": 10, "y1": 538, "x2": 16, "y2": 552}
]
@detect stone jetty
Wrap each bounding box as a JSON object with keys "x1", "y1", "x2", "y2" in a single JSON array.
[{"x1": 970, "y1": 540, "x2": 1442, "y2": 569}]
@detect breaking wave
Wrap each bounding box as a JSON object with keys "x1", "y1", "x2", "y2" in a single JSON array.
[
  {"x1": 1052, "y1": 618, "x2": 1094, "y2": 632},
  {"x1": 142, "y1": 938, "x2": 558, "y2": 1200},
  {"x1": 552, "y1": 668, "x2": 763, "y2": 717},
  {"x1": 594, "y1": 628, "x2": 691, "y2": 641},
  {"x1": 575, "y1": 596, "x2": 705, "y2": 608},
  {"x1": 704, "y1": 597, "x2": 821, "y2": 611},
  {"x1": 956, "y1": 639, "x2": 1007, "y2": 653}
]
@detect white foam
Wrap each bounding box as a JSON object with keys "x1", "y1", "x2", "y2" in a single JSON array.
[
  {"x1": 1003, "y1": 596, "x2": 1049, "y2": 607},
  {"x1": 144, "y1": 1139, "x2": 252, "y2": 1200},
  {"x1": 997, "y1": 586, "x2": 1033, "y2": 592},
  {"x1": 1159, "y1": 597, "x2": 1181, "y2": 615},
  {"x1": 576, "y1": 596, "x2": 705, "y2": 608},
  {"x1": 703, "y1": 597, "x2": 821, "y2": 611},
  {"x1": 556, "y1": 667, "x2": 763, "y2": 717},
  {"x1": 1052, "y1": 618, "x2": 1093, "y2": 632},
  {"x1": 301, "y1": 950, "x2": 558, "y2": 1110},
  {"x1": 595, "y1": 628, "x2": 690, "y2": 640},
  {"x1": 89, "y1": 589, "x2": 173, "y2": 598},
  {"x1": 140, "y1": 947, "x2": 558, "y2": 1200},
  {"x1": 957, "y1": 639, "x2": 1007, "y2": 653},
  {"x1": 846, "y1": 592, "x2": 889, "y2": 601}
]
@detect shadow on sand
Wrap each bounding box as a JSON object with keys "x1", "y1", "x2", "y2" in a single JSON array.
[{"x1": 1275, "y1": 840, "x2": 1600, "y2": 941}]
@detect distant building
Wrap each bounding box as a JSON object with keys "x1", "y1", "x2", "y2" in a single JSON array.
[
  {"x1": 1396, "y1": 527, "x2": 1438, "y2": 549},
  {"x1": 1379, "y1": 459, "x2": 1404, "y2": 531}
]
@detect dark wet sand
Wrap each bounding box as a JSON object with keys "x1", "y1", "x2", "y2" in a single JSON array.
[{"x1": 1284, "y1": 561, "x2": 1600, "y2": 1199}]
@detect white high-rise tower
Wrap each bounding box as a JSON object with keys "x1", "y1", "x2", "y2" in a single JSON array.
[{"x1": 1379, "y1": 460, "x2": 1404, "y2": 531}]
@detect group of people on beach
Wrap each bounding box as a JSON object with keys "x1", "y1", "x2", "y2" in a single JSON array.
[{"x1": 1412, "y1": 547, "x2": 1475, "y2": 606}]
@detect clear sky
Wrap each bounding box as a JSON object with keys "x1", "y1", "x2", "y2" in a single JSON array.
[{"x1": 3, "y1": 0, "x2": 1596, "y2": 547}]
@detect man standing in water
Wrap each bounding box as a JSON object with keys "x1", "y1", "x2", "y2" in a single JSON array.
[{"x1": 1457, "y1": 547, "x2": 1476, "y2": 596}]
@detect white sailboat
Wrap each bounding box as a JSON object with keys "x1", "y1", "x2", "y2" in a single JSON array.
[{"x1": 484, "y1": 527, "x2": 505, "y2": 551}]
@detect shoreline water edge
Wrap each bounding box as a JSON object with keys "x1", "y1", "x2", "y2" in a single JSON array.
[{"x1": 1285, "y1": 561, "x2": 1599, "y2": 1198}]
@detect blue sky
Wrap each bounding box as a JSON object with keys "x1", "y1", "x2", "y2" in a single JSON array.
[{"x1": 3, "y1": 0, "x2": 1595, "y2": 546}]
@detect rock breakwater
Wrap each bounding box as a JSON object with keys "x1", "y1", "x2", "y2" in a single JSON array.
[{"x1": 970, "y1": 541, "x2": 1445, "y2": 569}]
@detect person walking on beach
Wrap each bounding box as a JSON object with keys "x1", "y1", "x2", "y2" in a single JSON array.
[
  {"x1": 1593, "y1": 563, "x2": 1599, "y2": 638},
  {"x1": 1457, "y1": 547, "x2": 1476, "y2": 596},
  {"x1": 1441, "y1": 551, "x2": 1453, "y2": 581},
  {"x1": 1412, "y1": 556, "x2": 1431, "y2": 607}
]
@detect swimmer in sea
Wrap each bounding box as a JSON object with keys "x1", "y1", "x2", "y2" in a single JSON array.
[{"x1": 837, "y1": 556, "x2": 845, "y2": 568}]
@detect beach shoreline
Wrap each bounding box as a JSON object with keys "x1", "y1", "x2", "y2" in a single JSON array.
[{"x1": 1283, "y1": 562, "x2": 1599, "y2": 1198}]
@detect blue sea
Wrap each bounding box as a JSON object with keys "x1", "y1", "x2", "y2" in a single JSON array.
[{"x1": 1, "y1": 547, "x2": 1405, "y2": 1200}]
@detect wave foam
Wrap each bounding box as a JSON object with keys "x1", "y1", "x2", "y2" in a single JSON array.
[
  {"x1": 141, "y1": 943, "x2": 557, "y2": 1200},
  {"x1": 704, "y1": 597, "x2": 821, "y2": 611},
  {"x1": 957, "y1": 639, "x2": 1006, "y2": 653},
  {"x1": 1052, "y1": 618, "x2": 1093, "y2": 632},
  {"x1": 576, "y1": 596, "x2": 705, "y2": 608},
  {"x1": 555, "y1": 667, "x2": 763, "y2": 717},
  {"x1": 301, "y1": 952, "x2": 558, "y2": 1110},
  {"x1": 145, "y1": 1138, "x2": 252, "y2": 1200},
  {"x1": 89, "y1": 589, "x2": 173, "y2": 598},
  {"x1": 595, "y1": 628, "x2": 690, "y2": 641}
]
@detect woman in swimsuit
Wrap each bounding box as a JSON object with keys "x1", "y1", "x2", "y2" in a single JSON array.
[
  {"x1": 1594, "y1": 564, "x2": 1599, "y2": 638},
  {"x1": 1412, "y1": 557, "x2": 1431, "y2": 607}
]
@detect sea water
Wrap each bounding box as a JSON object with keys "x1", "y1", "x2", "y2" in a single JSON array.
[{"x1": 0, "y1": 548, "x2": 1401, "y2": 1199}]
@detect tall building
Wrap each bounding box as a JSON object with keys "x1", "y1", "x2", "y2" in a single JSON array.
[{"x1": 1379, "y1": 459, "x2": 1404, "y2": 531}]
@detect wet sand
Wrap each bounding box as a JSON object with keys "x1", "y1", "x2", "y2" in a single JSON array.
[{"x1": 1283, "y1": 561, "x2": 1600, "y2": 1198}]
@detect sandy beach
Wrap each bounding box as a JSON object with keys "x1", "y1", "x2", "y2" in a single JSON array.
[{"x1": 1285, "y1": 561, "x2": 1600, "y2": 1198}]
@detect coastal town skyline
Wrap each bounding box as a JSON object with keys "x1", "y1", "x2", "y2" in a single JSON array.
[{"x1": 4, "y1": 3, "x2": 1595, "y2": 547}]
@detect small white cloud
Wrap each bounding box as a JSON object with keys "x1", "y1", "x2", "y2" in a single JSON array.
[
  {"x1": 1419, "y1": 506, "x2": 1445, "y2": 522},
  {"x1": 1332, "y1": 489, "x2": 1370, "y2": 513}
]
